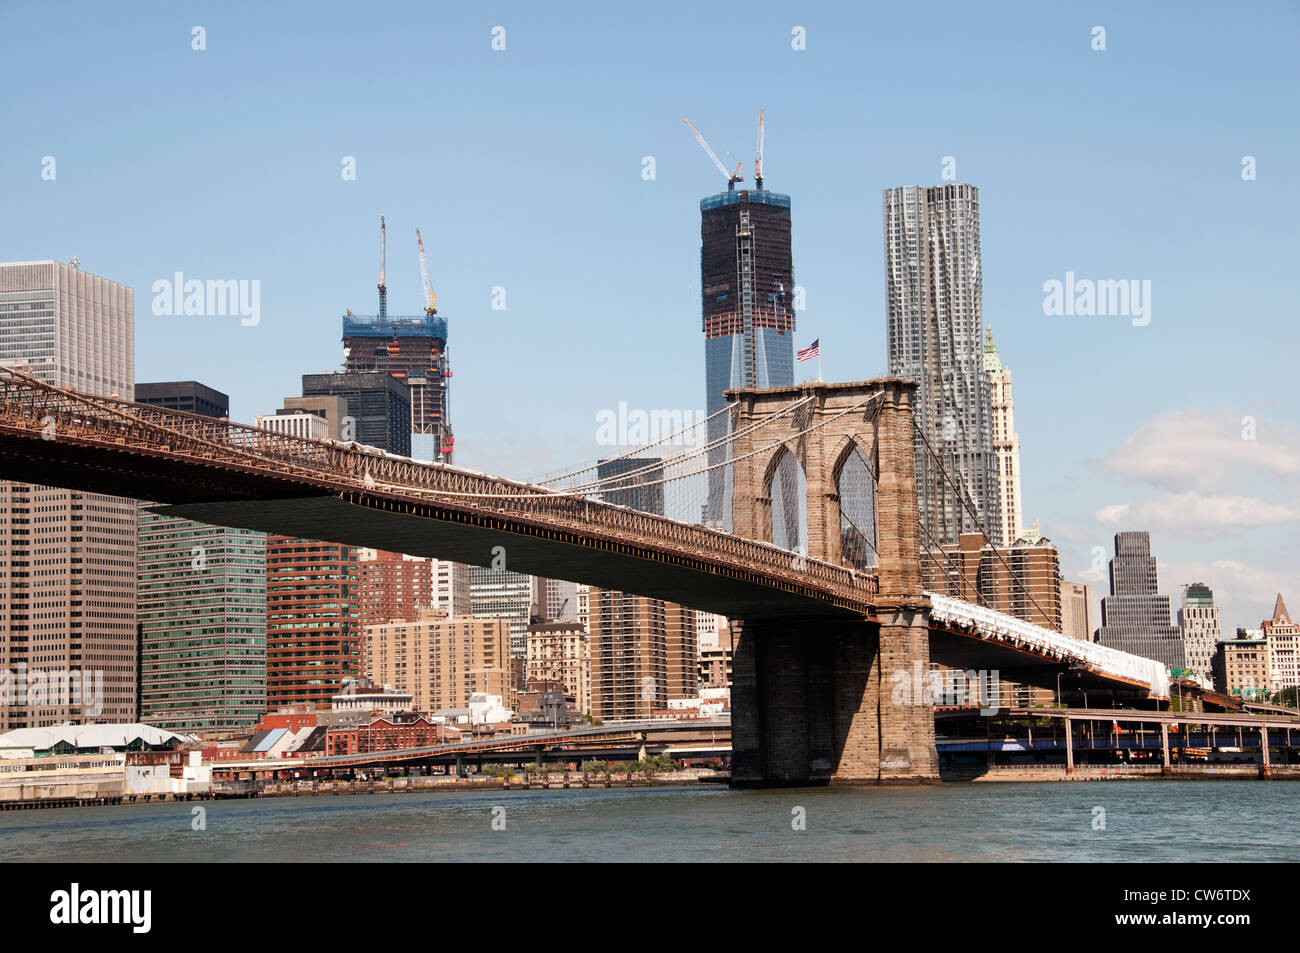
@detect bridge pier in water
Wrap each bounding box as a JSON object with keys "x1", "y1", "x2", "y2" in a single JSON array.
[
  {"x1": 727, "y1": 379, "x2": 938, "y2": 786},
  {"x1": 732, "y1": 609, "x2": 938, "y2": 785}
]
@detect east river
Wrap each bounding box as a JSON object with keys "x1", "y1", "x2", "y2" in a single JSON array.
[{"x1": 2, "y1": 781, "x2": 1296, "y2": 862}]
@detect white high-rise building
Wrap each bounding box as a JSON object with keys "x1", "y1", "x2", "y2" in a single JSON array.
[
  {"x1": 433, "y1": 560, "x2": 470, "y2": 618},
  {"x1": 695, "y1": 610, "x2": 728, "y2": 652},
  {"x1": 884, "y1": 185, "x2": 1002, "y2": 545},
  {"x1": 983, "y1": 328, "x2": 1023, "y2": 546},
  {"x1": 0, "y1": 260, "x2": 136, "y2": 729}
]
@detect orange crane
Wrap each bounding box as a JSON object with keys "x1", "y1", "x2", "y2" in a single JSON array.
[{"x1": 683, "y1": 118, "x2": 743, "y2": 190}]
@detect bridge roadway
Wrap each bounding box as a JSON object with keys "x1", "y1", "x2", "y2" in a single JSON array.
[
  {"x1": 0, "y1": 368, "x2": 1173, "y2": 701},
  {"x1": 996, "y1": 706, "x2": 1300, "y2": 731},
  {"x1": 0, "y1": 368, "x2": 875, "y2": 621},
  {"x1": 926, "y1": 593, "x2": 1170, "y2": 699}
]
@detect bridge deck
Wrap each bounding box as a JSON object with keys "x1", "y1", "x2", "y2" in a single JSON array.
[{"x1": 156, "y1": 495, "x2": 865, "y2": 621}]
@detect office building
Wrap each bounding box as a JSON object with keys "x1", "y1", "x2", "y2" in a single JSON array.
[
  {"x1": 134, "y1": 381, "x2": 229, "y2": 419},
  {"x1": 1060, "y1": 580, "x2": 1095, "y2": 642},
  {"x1": 301, "y1": 372, "x2": 411, "y2": 455},
  {"x1": 1212, "y1": 631, "x2": 1270, "y2": 700},
  {"x1": 699, "y1": 186, "x2": 795, "y2": 532},
  {"x1": 983, "y1": 328, "x2": 1023, "y2": 547},
  {"x1": 883, "y1": 184, "x2": 1001, "y2": 545},
  {"x1": 265, "y1": 537, "x2": 360, "y2": 710},
  {"x1": 0, "y1": 260, "x2": 136, "y2": 730},
  {"x1": 1095, "y1": 531, "x2": 1185, "y2": 671},
  {"x1": 1177, "y1": 583, "x2": 1221, "y2": 681},
  {"x1": 469, "y1": 566, "x2": 533, "y2": 659},
  {"x1": 366, "y1": 610, "x2": 509, "y2": 713},
  {"x1": 922, "y1": 531, "x2": 1063, "y2": 631},
  {"x1": 137, "y1": 514, "x2": 266, "y2": 732},
  {"x1": 136, "y1": 380, "x2": 266, "y2": 732}
]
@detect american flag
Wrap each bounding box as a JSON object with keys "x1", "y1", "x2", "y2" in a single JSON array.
[{"x1": 796, "y1": 339, "x2": 820, "y2": 362}]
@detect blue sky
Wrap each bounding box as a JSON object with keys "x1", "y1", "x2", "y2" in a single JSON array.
[{"x1": 2, "y1": 0, "x2": 1297, "y2": 632}]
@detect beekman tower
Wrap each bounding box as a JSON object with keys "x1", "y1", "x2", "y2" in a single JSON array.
[
  {"x1": 883, "y1": 184, "x2": 1002, "y2": 546},
  {"x1": 694, "y1": 113, "x2": 798, "y2": 545}
]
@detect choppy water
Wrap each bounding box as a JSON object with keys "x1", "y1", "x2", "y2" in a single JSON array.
[{"x1": 2, "y1": 781, "x2": 1296, "y2": 862}]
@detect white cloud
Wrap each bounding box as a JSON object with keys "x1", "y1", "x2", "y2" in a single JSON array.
[
  {"x1": 1095, "y1": 492, "x2": 1300, "y2": 533},
  {"x1": 1098, "y1": 409, "x2": 1300, "y2": 493},
  {"x1": 1076, "y1": 567, "x2": 1106, "y2": 585},
  {"x1": 1095, "y1": 503, "x2": 1131, "y2": 524}
]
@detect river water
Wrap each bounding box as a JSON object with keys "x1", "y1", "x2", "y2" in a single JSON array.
[{"x1": 2, "y1": 781, "x2": 1296, "y2": 862}]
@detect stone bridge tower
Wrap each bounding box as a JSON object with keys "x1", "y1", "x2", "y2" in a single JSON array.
[{"x1": 726, "y1": 379, "x2": 938, "y2": 785}]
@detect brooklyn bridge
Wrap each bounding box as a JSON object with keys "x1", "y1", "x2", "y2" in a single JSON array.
[{"x1": 0, "y1": 367, "x2": 1169, "y2": 786}]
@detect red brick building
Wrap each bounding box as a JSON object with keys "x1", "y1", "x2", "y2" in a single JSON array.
[
  {"x1": 266, "y1": 537, "x2": 360, "y2": 711},
  {"x1": 259, "y1": 711, "x2": 318, "y2": 733},
  {"x1": 325, "y1": 716, "x2": 461, "y2": 756},
  {"x1": 358, "y1": 550, "x2": 433, "y2": 673}
]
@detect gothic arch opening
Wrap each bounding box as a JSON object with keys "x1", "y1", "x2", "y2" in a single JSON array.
[
  {"x1": 764, "y1": 444, "x2": 807, "y2": 554},
  {"x1": 832, "y1": 436, "x2": 877, "y2": 569}
]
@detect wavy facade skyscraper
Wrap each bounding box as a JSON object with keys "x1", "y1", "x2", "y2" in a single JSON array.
[{"x1": 883, "y1": 184, "x2": 1002, "y2": 546}]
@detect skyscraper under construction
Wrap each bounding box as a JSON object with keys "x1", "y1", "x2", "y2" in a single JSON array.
[
  {"x1": 341, "y1": 218, "x2": 454, "y2": 461},
  {"x1": 689, "y1": 113, "x2": 797, "y2": 539}
]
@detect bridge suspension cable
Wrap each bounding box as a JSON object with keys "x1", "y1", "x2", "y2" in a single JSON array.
[
  {"x1": 410, "y1": 392, "x2": 884, "y2": 506},
  {"x1": 911, "y1": 416, "x2": 1054, "y2": 626},
  {"x1": 534, "y1": 400, "x2": 741, "y2": 487},
  {"x1": 536, "y1": 395, "x2": 817, "y2": 494}
]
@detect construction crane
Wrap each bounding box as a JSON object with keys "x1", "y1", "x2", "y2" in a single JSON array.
[
  {"x1": 378, "y1": 215, "x2": 387, "y2": 320},
  {"x1": 683, "y1": 118, "x2": 744, "y2": 190},
  {"x1": 754, "y1": 108, "x2": 765, "y2": 190},
  {"x1": 415, "y1": 227, "x2": 437, "y2": 315}
]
